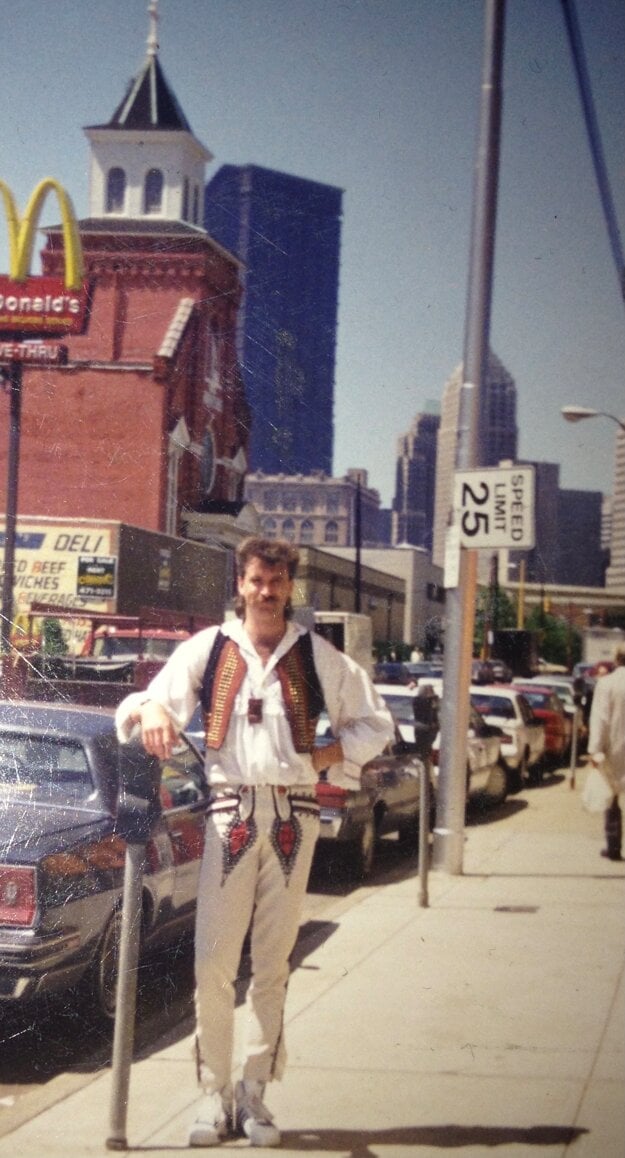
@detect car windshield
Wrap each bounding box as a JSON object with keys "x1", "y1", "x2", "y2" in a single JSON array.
[
  {"x1": 93, "y1": 635, "x2": 181, "y2": 660},
  {"x1": 471, "y1": 694, "x2": 516, "y2": 719},
  {"x1": 517, "y1": 689, "x2": 548, "y2": 708},
  {"x1": 0, "y1": 733, "x2": 95, "y2": 804},
  {"x1": 542, "y1": 683, "x2": 574, "y2": 707}
]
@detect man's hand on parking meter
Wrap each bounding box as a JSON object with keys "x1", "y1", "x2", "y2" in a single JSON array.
[{"x1": 137, "y1": 701, "x2": 178, "y2": 760}]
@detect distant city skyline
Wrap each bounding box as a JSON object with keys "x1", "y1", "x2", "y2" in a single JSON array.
[{"x1": 0, "y1": 0, "x2": 623, "y2": 506}]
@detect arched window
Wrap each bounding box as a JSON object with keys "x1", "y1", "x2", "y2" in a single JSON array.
[
  {"x1": 193, "y1": 185, "x2": 200, "y2": 224},
  {"x1": 324, "y1": 520, "x2": 339, "y2": 544},
  {"x1": 106, "y1": 167, "x2": 126, "y2": 213},
  {"x1": 182, "y1": 177, "x2": 190, "y2": 221},
  {"x1": 300, "y1": 519, "x2": 314, "y2": 544},
  {"x1": 144, "y1": 168, "x2": 164, "y2": 214},
  {"x1": 262, "y1": 517, "x2": 277, "y2": 540},
  {"x1": 282, "y1": 518, "x2": 296, "y2": 543}
]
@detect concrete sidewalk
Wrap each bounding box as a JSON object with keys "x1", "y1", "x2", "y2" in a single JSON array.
[{"x1": 1, "y1": 767, "x2": 623, "y2": 1157}]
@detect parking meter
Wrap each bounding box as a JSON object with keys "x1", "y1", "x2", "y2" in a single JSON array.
[
  {"x1": 107, "y1": 741, "x2": 162, "y2": 1151},
  {"x1": 114, "y1": 741, "x2": 162, "y2": 843},
  {"x1": 413, "y1": 687, "x2": 439, "y2": 763}
]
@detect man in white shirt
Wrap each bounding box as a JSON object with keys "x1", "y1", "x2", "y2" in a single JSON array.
[
  {"x1": 587, "y1": 648, "x2": 625, "y2": 861},
  {"x1": 116, "y1": 536, "x2": 394, "y2": 1148}
]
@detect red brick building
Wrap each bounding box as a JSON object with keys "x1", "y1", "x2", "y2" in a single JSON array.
[{"x1": 0, "y1": 11, "x2": 249, "y2": 539}]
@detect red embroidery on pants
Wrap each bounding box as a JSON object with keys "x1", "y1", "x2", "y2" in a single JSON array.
[
  {"x1": 271, "y1": 816, "x2": 302, "y2": 882},
  {"x1": 222, "y1": 815, "x2": 257, "y2": 882}
]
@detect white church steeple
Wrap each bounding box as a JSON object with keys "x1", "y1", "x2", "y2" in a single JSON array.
[{"x1": 84, "y1": 0, "x2": 212, "y2": 224}]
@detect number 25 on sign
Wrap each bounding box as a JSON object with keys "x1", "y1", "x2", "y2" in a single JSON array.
[{"x1": 453, "y1": 466, "x2": 535, "y2": 549}]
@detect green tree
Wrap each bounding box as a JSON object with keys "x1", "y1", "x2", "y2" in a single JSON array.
[
  {"x1": 525, "y1": 608, "x2": 581, "y2": 669},
  {"x1": 42, "y1": 617, "x2": 67, "y2": 656}
]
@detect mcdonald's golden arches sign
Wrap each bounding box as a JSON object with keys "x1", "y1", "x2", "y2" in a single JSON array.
[{"x1": 0, "y1": 177, "x2": 88, "y2": 337}]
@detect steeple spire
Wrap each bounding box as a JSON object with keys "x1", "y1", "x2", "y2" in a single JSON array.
[
  {"x1": 84, "y1": 0, "x2": 212, "y2": 223},
  {"x1": 147, "y1": 0, "x2": 159, "y2": 59}
]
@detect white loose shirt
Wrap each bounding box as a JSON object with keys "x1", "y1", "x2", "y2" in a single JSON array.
[
  {"x1": 588, "y1": 665, "x2": 625, "y2": 794},
  {"x1": 115, "y1": 619, "x2": 395, "y2": 789}
]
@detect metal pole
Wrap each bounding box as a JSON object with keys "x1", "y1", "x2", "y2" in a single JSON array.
[
  {"x1": 569, "y1": 706, "x2": 580, "y2": 790},
  {"x1": 516, "y1": 558, "x2": 526, "y2": 628},
  {"x1": 1, "y1": 356, "x2": 23, "y2": 666},
  {"x1": 433, "y1": 0, "x2": 506, "y2": 875},
  {"x1": 106, "y1": 841, "x2": 146, "y2": 1151},
  {"x1": 418, "y1": 756, "x2": 430, "y2": 908},
  {"x1": 354, "y1": 479, "x2": 362, "y2": 613}
]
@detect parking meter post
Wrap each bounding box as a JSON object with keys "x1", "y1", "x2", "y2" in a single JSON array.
[
  {"x1": 570, "y1": 678, "x2": 585, "y2": 790},
  {"x1": 106, "y1": 840, "x2": 146, "y2": 1151},
  {"x1": 418, "y1": 760, "x2": 430, "y2": 908},
  {"x1": 106, "y1": 745, "x2": 162, "y2": 1151},
  {"x1": 569, "y1": 708, "x2": 580, "y2": 790}
]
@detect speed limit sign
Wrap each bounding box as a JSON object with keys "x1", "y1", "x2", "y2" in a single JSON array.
[{"x1": 453, "y1": 466, "x2": 535, "y2": 549}]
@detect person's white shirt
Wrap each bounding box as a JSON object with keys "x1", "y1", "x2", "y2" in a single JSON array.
[{"x1": 115, "y1": 620, "x2": 394, "y2": 789}]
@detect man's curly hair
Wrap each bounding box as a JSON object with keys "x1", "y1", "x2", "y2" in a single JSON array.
[{"x1": 234, "y1": 537, "x2": 300, "y2": 619}]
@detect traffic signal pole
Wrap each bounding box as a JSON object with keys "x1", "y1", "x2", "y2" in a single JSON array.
[{"x1": 433, "y1": 0, "x2": 506, "y2": 874}]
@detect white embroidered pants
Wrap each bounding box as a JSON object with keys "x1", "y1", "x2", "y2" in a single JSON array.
[{"x1": 193, "y1": 784, "x2": 320, "y2": 1095}]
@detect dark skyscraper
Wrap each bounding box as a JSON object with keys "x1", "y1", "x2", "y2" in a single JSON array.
[
  {"x1": 392, "y1": 408, "x2": 441, "y2": 549},
  {"x1": 204, "y1": 165, "x2": 343, "y2": 475}
]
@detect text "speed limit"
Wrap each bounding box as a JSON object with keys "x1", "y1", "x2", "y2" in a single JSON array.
[{"x1": 453, "y1": 466, "x2": 535, "y2": 549}]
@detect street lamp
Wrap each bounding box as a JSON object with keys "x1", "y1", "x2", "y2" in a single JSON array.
[{"x1": 561, "y1": 405, "x2": 625, "y2": 433}]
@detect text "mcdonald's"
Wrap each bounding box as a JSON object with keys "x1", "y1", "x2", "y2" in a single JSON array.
[{"x1": 0, "y1": 177, "x2": 88, "y2": 338}]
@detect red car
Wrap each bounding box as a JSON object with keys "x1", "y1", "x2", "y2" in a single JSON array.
[{"x1": 511, "y1": 684, "x2": 571, "y2": 766}]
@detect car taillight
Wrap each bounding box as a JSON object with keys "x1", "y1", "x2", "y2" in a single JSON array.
[
  {"x1": 0, "y1": 865, "x2": 37, "y2": 927},
  {"x1": 315, "y1": 782, "x2": 348, "y2": 809}
]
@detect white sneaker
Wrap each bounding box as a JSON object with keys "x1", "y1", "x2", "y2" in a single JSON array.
[
  {"x1": 188, "y1": 1091, "x2": 232, "y2": 1147},
  {"x1": 235, "y1": 1080, "x2": 281, "y2": 1147}
]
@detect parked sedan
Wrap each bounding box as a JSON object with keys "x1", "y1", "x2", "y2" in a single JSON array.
[
  {"x1": 374, "y1": 683, "x2": 420, "y2": 743},
  {"x1": 0, "y1": 700, "x2": 209, "y2": 1021},
  {"x1": 314, "y1": 713, "x2": 428, "y2": 878},
  {"x1": 470, "y1": 685, "x2": 546, "y2": 789},
  {"x1": 431, "y1": 705, "x2": 508, "y2": 806},
  {"x1": 513, "y1": 675, "x2": 587, "y2": 753},
  {"x1": 511, "y1": 684, "x2": 572, "y2": 766}
]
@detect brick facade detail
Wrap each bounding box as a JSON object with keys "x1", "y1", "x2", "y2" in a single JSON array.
[{"x1": 0, "y1": 225, "x2": 249, "y2": 534}]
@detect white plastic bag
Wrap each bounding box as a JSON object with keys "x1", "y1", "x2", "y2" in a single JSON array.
[{"x1": 581, "y1": 767, "x2": 613, "y2": 814}]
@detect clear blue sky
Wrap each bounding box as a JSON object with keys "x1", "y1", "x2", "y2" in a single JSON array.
[{"x1": 1, "y1": 0, "x2": 623, "y2": 506}]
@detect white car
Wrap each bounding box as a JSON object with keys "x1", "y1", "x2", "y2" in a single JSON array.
[
  {"x1": 375, "y1": 684, "x2": 420, "y2": 743},
  {"x1": 431, "y1": 704, "x2": 508, "y2": 806},
  {"x1": 470, "y1": 685, "x2": 545, "y2": 789},
  {"x1": 381, "y1": 684, "x2": 507, "y2": 807}
]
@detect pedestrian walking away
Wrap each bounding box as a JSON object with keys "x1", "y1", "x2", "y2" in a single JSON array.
[
  {"x1": 586, "y1": 648, "x2": 625, "y2": 861},
  {"x1": 115, "y1": 536, "x2": 394, "y2": 1147}
]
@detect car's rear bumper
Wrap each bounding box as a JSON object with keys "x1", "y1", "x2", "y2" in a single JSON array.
[{"x1": 0, "y1": 927, "x2": 85, "y2": 1001}]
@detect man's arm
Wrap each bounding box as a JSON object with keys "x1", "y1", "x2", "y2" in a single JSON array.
[
  {"x1": 588, "y1": 677, "x2": 610, "y2": 764},
  {"x1": 311, "y1": 633, "x2": 395, "y2": 770},
  {"x1": 133, "y1": 700, "x2": 180, "y2": 760},
  {"x1": 115, "y1": 627, "x2": 217, "y2": 750},
  {"x1": 311, "y1": 737, "x2": 344, "y2": 775}
]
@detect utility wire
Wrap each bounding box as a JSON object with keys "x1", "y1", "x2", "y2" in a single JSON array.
[{"x1": 560, "y1": 0, "x2": 625, "y2": 308}]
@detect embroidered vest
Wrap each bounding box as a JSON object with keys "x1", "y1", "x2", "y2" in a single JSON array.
[{"x1": 200, "y1": 630, "x2": 325, "y2": 753}]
